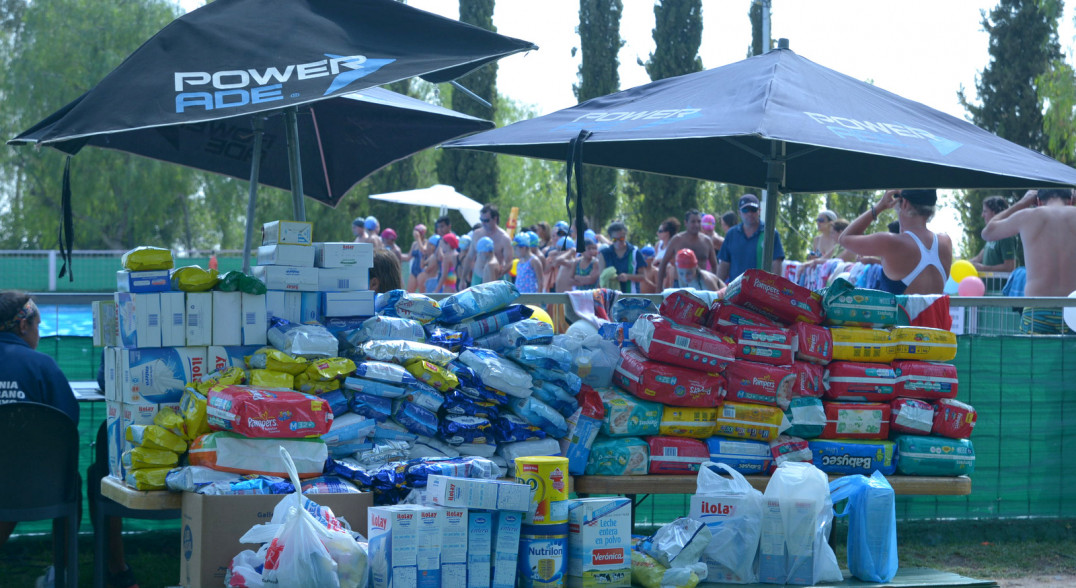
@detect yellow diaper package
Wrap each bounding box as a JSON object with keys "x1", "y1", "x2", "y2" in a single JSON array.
[
  {"x1": 248, "y1": 369, "x2": 294, "y2": 389},
  {"x1": 891, "y1": 326, "x2": 957, "y2": 361},
  {"x1": 171, "y1": 265, "x2": 219, "y2": 292},
  {"x1": 180, "y1": 387, "x2": 210, "y2": 441},
  {"x1": 126, "y1": 424, "x2": 187, "y2": 453},
  {"x1": 121, "y1": 246, "x2": 174, "y2": 271},
  {"x1": 122, "y1": 447, "x2": 179, "y2": 470},
  {"x1": 124, "y1": 467, "x2": 171, "y2": 491},
  {"x1": 405, "y1": 359, "x2": 459, "y2": 392},
  {"x1": 659, "y1": 406, "x2": 719, "y2": 439},
  {"x1": 829, "y1": 327, "x2": 896, "y2": 363},
  {"x1": 712, "y1": 401, "x2": 787, "y2": 442},
  {"x1": 153, "y1": 405, "x2": 187, "y2": 439},
  {"x1": 248, "y1": 347, "x2": 309, "y2": 375}
]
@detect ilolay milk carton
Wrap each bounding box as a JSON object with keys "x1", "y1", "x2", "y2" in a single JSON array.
[
  {"x1": 414, "y1": 507, "x2": 443, "y2": 588},
  {"x1": 467, "y1": 511, "x2": 493, "y2": 588},
  {"x1": 115, "y1": 292, "x2": 162, "y2": 348},
  {"x1": 492, "y1": 510, "x2": 523, "y2": 588},
  {"x1": 567, "y1": 497, "x2": 631, "y2": 587},
  {"x1": 441, "y1": 507, "x2": 469, "y2": 588},
  {"x1": 368, "y1": 506, "x2": 419, "y2": 588},
  {"x1": 159, "y1": 291, "x2": 186, "y2": 347},
  {"x1": 185, "y1": 292, "x2": 212, "y2": 346},
  {"x1": 119, "y1": 347, "x2": 207, "y2": 404},
  {"x1": 207, "y1": 345, "x2": 262, "y2": 373}
]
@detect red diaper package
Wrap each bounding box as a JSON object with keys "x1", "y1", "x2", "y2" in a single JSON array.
[
  {"x1": 824, "y1": 361, "x2": 898, "y2": 402},
  {"x1": 706, "y1": 301, "x2": 781, "y2": 331},
  {"x1": 893, "y1": 360, "x2": 959, "y2": 400},
  {"x1": 659, "y1": 289, "x2": 711, "y2": 327},
  {"x1": 723, "y1": 360, "x2": 796, "y2": 408},
  {"x1": 820, "y1": 401, "x2": 891, "y2": 440},
  {"x1": 890, "y1": 398, "x2": 935, "y2": 435},
  {"x1": 646, "y1": 435, "x2": 710, "y2": 474},
  {"x1": 206, "y1": 385, "x2": 333, "y2": 438},
  {"x1": 791, "y1": 361, "x2": 824, "y2": 398},
  {"x1": 932, "y1": 398, "x2": 977, "y2": 439},
  {"x1": 792, "y1": 321, "x2": 833, "y2": 364},
  {"x1": 614, "y1": 347, "x2": 726, "y2": 408},
  {"x1": 717, "y1": 323, "x2": 794, "y2": 366},
  {"x1": 769, "y1": 434, "x2": 813, "y2": 467},
  {"x1": 723, "y1": 269, "x2": 824, "y2": 326},
  {"x1": 630, "y1": 314, "x2": 736, "y2": 372}
]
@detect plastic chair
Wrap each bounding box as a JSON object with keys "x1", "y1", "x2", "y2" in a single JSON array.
[
  {"x1": 89, "y1": 422, "x2": 179, "y2": 588},
  {"x1": 0, "y1": 402, "x2": 80, "y2": 588}
]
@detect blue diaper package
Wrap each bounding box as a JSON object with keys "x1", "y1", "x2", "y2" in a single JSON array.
[
  {"x1": 353, "y1": 360, "x2": 418, "y2": 385},
  {"x1": 446, "y1": 360, "x2": 483, "y2": 389},
  {"x1": 705, "y1": 436, "x2": 773, "y2": 475},
  {"x1": 321, "y1": 412, "x2": 377, "y2": 447},
  {"x1": 491, "y1": 414, "x2": 548, "y2": 444},
  {"x1": 374, "y1": 289, "x2": 442, "y2": 324},
  {"x1": 528, "y1": 366, "x2": 582, "y2": 395},
  {"x1": 458, "y1": 385, "x2": 511, "y2": 407},
  {"x1": 325, "y1": 458, "x2": 373, "y2": 487},
  {"x1": 453, "y1": 304, "x2": 529, "y2": 340},
  {"x1": 507, "y1": 344, "x2": 573, "y2": 371},
  {"x1": 328, "y1": 440, "x2": 374, "y2": 459},
  {"x1": 531, "y1": 381, "x2": 579, "y2": 418},
  {"x1": 345, "y1": 315, "x2": 426, "y2": 347},
  {"x1": 343, "y1": 376, "x2": 407, "y2": 399},
  {"x1": 402, "y1": 382, "x2": 445, "y2": 413},
  {"x1": 809, "y1": 439, "x2": 897, "y2": 475},
  {"x1": 509, "y1": 395, "x2": 569, "y2": 439},
  {"x1": 321, "y1": 389, "x2": 351, "y2": 416},
  {"x1": 424, "y1": 324, "x2": 472, "y2": 352},
  {"x1": 440, "y1": 415, "x2": 493, "y2": 445},
  {"x1": 392, "y1": 400, "x2": 439, "y2": 438},
  {"x1": 597, "y1": 322, "x2": 636, "y2": 348},
  {"x1": 611, "y1": 297, "x2": 657, "y2": 323},
  {"x1": 499, "y1": 319, "x2": 555, "y2": 348},
  {"x1": 371, "y1": 421, "x2": 419, "y2": 443},
  {"x1": 442, "y1": 389, "x2": 501, "y2": 420},
  {"x1": 439, "y1": 280, "x2": 520, "y2": 324},
  {"x1": 405, "y1": 456, "x2": 498, "y2": 488},
  {"x1": 349, "y1": 392, "x2": 392, "y2": 422}
]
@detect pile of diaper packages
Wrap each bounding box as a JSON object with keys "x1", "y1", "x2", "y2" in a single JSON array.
[
  {"x1": 155, "y1": 279, "x2": 624, "y2": 504},
  {"x1": 583, "y1": 270, "x2": 976, "y2": 479}
]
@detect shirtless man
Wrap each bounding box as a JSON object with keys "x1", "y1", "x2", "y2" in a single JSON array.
[
  {"x1": 983, "y1": 189, "x2": 1076, "y2": 334},
  {"x1": 355, "y1": 216, "x2": 383, "y2": 250},
  {"x1": 657, "y1": 209, "x2": 719, "y2": 288},
  {"x1": 462, "y1": 204, "x2": 513, "y2": 281}
]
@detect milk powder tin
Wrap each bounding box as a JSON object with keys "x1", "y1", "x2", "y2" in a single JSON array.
[
  {"x1": 518, "y1": 523, "x2": 568, "y2": 588},
  {"x1": 516, "y1": 456, "x2": 569, "y2": 525}
]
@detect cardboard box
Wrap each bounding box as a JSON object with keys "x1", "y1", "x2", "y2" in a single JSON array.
[
  {"x1": 491, "y1": 510, "x2": 523, "y2": 588},
  {"x1": 568, "y1": 497, "x2": 632, "y2": 587},
  {"x1": 265, "y1": 290, "x2": 301, "y2": 323},
  {"x1": 440, "y1": 507, "x2": 469, "y2": 588},
  {"x1": 314, "y1": 241, "x2": 374, "y2": 268},
  {"x1": 369, "y1": 505, "x2": 421, "y2": 588},
  {"x1": 181, "y1": 491, "x2": 372, "y2": 588},
  {"x1": 425, "y1": 476, "x2": 531, "y2": 512},
  {"x1": 115, "y1": 292, "x2": 162, "y2": 348},
  {"x1": 92, "y1": 300, "x2": 118, "y2": 348},
  {"x1": 261, "y1": 220, "x2": 313, "y2": 246},
  {"x1": 159, "y1": 291, "x2": 186, "y2": 347},
  {"x1": 256, "y1": 243, "x2": 315, "y2": 267},
  {"x1": 251, "y1": 265, "x2": 318, "y2": 291},
  {"x1": 185, "y1": 292, "x2": 213, "y2": 347},
  {"x1": 240, "y1": 293, "x2": 267, "y2": 345},
  {"x1": 116, "y1": 269, "x2": 172, "y2": 293},
  {"x1": 320, "y1": 290, "x2": 375, "y2": 318},
  {"x1": 318, "y1": 266, "x2": 370, "y2": 291},
  {"x1": 119, "y1": 347, "x2": 207, "y2": 404},
  {"x1": 467, "y1": 511, "x2": 493, "y2": 588},
  {"x1": 300, "y1": 291, "x2": 320, "y2": 323},
  {"x1": 103, "y1": 346, "x2": 120, "y2": 401},
  {"x1": 106, "y1": 400, "x2": 123, "y2": 479},
  {"x1": 206, "y1": 345, "x2": 262, "y2": 374},
  {"x1": 211, "y1": 291, "x2": 242, "y2": 346},
  {"x1": 415, "y1": 507, "x2": 443, "y2": 588}
]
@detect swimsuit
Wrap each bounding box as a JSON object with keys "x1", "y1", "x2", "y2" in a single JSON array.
[
  {"x1": 515, "y1": 257, "x2": 539, "y2": 293},
  {"x1": 573, "y1": 258, "x2": 596, "y2": 290},
  {"x1": 1020, "y1": 308, "x2": 1071, "y2": 334},
  {"x1": 878, "y1": 232, "x2": 945, "y2": 295},
  {"x1": 410, "y1": 248, "x2": 423, "y2": 276},
  {"x1": 440, "y1": 263, "x2": 457, "y2": 293}
]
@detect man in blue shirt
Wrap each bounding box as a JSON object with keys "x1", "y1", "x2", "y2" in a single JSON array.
[{"x1": 717, "y1": 194, "x2": 785, "y2": 282}]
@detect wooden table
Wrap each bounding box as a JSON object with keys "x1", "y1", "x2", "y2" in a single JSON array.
[{"x1": 101, "y1": 475, "x2": 182, "y2": 510}]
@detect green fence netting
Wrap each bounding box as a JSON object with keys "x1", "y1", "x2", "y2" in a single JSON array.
[
  {"x1": 16, "y1": 334, "x2": 1076, "y2": 537},
  {"x1": 0, "y1": 254, "x2": 249, "y2": 292}
]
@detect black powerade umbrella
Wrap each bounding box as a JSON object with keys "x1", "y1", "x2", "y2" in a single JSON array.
[
  {"x1": 9, "y1": 0, "x2": 535, "y2": 274},
  {"x1": 444, "y1": 41, "x2": 1076, "y2": 265}
]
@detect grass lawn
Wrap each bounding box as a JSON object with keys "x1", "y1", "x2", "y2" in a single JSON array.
[{"x1": 1, "y1": 519, "x2": 1074, "y2": 586}]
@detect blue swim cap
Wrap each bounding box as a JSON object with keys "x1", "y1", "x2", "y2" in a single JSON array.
[
  {"x1": 477, "y1": 236, "x2": 494, "y2": 253},
  {"x1": 528, "y1": 231, "x2": 540, "y2": 247},
  {"x1": 364, "y1": 216, "x2": 378, "y2": 230},
  {"x1": 428, "y1": 234, "x2": 441, "y2": 247},
  {"x1": 513, "y1": 233, "x2": 530, "y2": 247},
  {"x1": 557, "y1": 236, "x2": 575, "y2": 249},
  {"x1": 584, "y1": 235, "x2": 597, "y2": 246},
  {"x1": 458, "y1": 235, "x2": 472, "y2": 250},
  {"x1": 584, "y1": 229, "x2": 597, "y2": 242},
  {"x1": 640, "y1": 245, "x2": 656, "y2": 258},
  {"x1": 554, "y1": 220, "x2": 570, "y2": 234}
]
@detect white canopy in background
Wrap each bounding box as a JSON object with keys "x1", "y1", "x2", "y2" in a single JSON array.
[{"x1": 369, "y1": 184, "x2": 484, "y2": 228}]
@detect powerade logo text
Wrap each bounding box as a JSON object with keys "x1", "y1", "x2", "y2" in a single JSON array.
[
  {"x1": 803, "y1": 111, "x2": 963, "y2": 155},
  {"x1": 174, "y1": 54, "x2": 395, "y2": 113},
  {"x1": 555, "y1": 108, "x2": 703, "y2": 132}
]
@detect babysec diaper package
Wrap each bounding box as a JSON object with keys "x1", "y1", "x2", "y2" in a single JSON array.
[
  {"x1": 808, "y1": 439, "x2": 896, "y2": 475},
  {"x1": 613, "y1": 348, "x2": 725, "y2": 408},
  {"x1": 585, "y1": 436, "x2": 649, "y2": 476},
  {"x1": 891, "y1": 326, "x2": 957, "y2": 362},
  {"x1": 659, "y1": 406, "x2": 719, "y2": 439},
  {"x1": 598, "y1": 388, "x2": 661, "y2": 438}
]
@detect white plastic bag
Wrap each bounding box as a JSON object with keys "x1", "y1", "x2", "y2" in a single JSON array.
[
  {"x1": 691, "y1": 462, "x2": 764, "y2": 583},
  {"x1": 645, "y1": 517, "x2": 712, "y2": 569},
  {"x1": 760, "y1": 462, "x2": 841, "y2": 585}
]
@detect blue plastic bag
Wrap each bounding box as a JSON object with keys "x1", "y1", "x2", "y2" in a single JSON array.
[{"x1": 829, "y1": 470, "x2": 898, "y2": 582}]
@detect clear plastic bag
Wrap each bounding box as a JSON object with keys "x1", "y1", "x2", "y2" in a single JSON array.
[
  {"x1": 267, "y1": 319, "x2": 339, "y2": 358},
  {"x1": 830, "y1": 471, "x2": 898, "y2": 582},
  {"x1": 644, "y1": 517, "x2": 712, "y2": 569},
  {"x1": 692, "y1": 462, "x2": 764, "y2": 583},
  {"x1": 760, "y1": 462, "x2": 841, "y2": 585}
]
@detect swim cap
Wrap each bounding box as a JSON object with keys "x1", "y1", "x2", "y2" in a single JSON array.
[
  {"x1": 675, "y1": 248, "x2": 698, "y2": 269},
  {"x1": 442, "y1": 232, "x2": 459, "y2": 250},
  {"x1": 701, "y1": 214, "x2": 716, "y2": 230},
  {"x1": 381, "y1": 228, "x2": 397, "y2": 241},
  {"x1": 364, "y1": 216, "x2": 378, "y2": 231},
  {"x1": 477, "y1": 236, "x2": 494, "y2": 253}
]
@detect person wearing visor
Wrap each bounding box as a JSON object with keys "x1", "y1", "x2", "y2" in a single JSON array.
[
  {"x1": 839, "y1": 189, "x2": 952, "y2": 295},
  {"x1": 717, "y1": 194, "x2": 785, "y2": 282},
  {"x1": 668, "y1": 248, "x2": 721, "y2": 290}
]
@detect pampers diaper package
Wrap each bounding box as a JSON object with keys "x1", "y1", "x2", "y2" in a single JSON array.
[
  {"x1": 613, "y1": 347, "x2": 725, "y2": 408},
  {"x1": 629, "y1": 314, "x2": 735, "y2": 372}
]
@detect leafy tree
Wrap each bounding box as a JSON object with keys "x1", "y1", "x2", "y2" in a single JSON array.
[
  {"x1": 497, "y1": 98, "x2": 567, "y2": 232},
  {"x1": 748, "y1": 0, "x2": 765, "y2": 57},
  {"x1": 436, "y1": 0, "x2": 499, "y2": 207},
  {"x1": 573, "y1": 0, "x2": 622, "y2": 231},
  {"x1": 957, "y1": 0, "x2": 1061, "y2": 258},
  {"x1": 0, "y1": 0, "x2": 201, "y2": 251},
  {"x1": 624, "y1": 0, "x2": 703, "y2": 238},
  {"x1": 1037, "y1": 60, "x2": 1076, "y2": 166}
]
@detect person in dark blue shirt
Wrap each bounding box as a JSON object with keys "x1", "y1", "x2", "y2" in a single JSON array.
[
  {"x1": 599, "y1": 221, "x2": 647, "y2": 293},
  {"x1": 717, "y1": 194, "x2": 785, "y2": 282}
]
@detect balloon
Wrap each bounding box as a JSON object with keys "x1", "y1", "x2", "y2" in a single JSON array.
[
  {"x1": 943, "y1": 277, "x2": 959, "y2": 295},
  {"x1": 1065, "y1": 291, "x2": 1076, "y2": 332},
  {"x1": 526, "y1": 305, "x2": 554, "y2": 330},
  {"x1": 510, "y1": 258, "x2": 519, "y2": 277},
  {"x1": 957, "y1": 276, "x2": 985, "y2": 297},
  {"x1": 950, "y1": 260, "x2": 978, "y2": 283}
]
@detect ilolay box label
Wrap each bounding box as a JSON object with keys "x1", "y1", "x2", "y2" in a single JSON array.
[
  {"x1": 467, "y1": 510, "x2": 493, "y2": 588},
  {"x1": 368, "y1": 506, "x2": 419, "y2": 588},
  {"x1": 207, "y1": 345, "x2": 262, "y2": 373},
  {"x1": 119, "y1": 347, "x2": 207, "y2": 404},
  {"x1": 115, "y1": 292, "x2": 162, "y2": 348},
  {"x1": 160, "y1": 292, "x2": 186, "y2": 347},
  {"x1": 568, "y1": 497, "x2": 631, "y2": 587},
  {"x1": 185, "y1": 292, "x2": 212, "y2": 347}
]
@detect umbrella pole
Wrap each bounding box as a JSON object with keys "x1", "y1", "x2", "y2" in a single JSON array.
[
  {"x1": 285, "y1": 107, "x2": 307, "y2": 222},
  {"x1": 761, "y1": 140, "x2": 785, "y2": 272},
  {"x1": 241, "y1": 117, "x2": 266, "y2": 274}
]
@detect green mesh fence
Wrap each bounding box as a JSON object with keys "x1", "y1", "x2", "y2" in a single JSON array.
[{"x1": 0, "y1": 252, "x2": 250, "y2": 292}]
